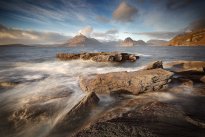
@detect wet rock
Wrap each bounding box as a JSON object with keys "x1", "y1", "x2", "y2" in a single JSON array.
[
  {"x1": 66, "y1": 92, "x2": 99, "y2": 117},
  {"x1": 74, "y1": 99, "x2": 205, "y2": 137},
  {"x1": 144, "y1": 61, "x2": 163, "y2": 70},
  {"x1": 165, "y1": 61, "x2": 205, "y2": 73},
  {"x1": 79, "y1": 69, "x2": 173, "y2": 95},
  {"x1": 9, "y1": 90, "x2": 73, "y2": 126},
  {"x1": 56, "y1": 52, "x2": 139, "y2": 63},
  {"x1": 48, "y1": 92, "x2": 99, "y2": 137},
  {"x1": 56, "y1": 53, "x2": 81, "y2": 60},
  {"x1": 200, "y1": 76, "x2": 205, "y2": 83},
  {"x1": 0, "y1": 81, "x2": 19, "y2": 88}
]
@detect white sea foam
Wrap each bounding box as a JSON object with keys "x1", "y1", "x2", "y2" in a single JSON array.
[{"x1": 0, "y1": 59, "x2": 144, "y2": 137}]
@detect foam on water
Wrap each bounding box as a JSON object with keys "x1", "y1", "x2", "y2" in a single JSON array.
[{"x1": 0, "y1": 59, "x2": 144, "y2": 137}]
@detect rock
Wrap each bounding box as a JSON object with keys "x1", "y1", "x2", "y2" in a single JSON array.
[
  {"x1": 200, "y1": 76, "x2": 205, "y2": 83},
  {"x1": 0, "y1": 81, "x2": 18, "y2": 88},
  {"x1": 73, "y1": 99, "x2": 205, "y2": 137},
  {"x1": 9, "y1": 90, "x2": 73, "y2": 127},
  {"x1": 144, "y1": 61, "x2": 163, "y2": 70},
  {"x1": 47, "y1": 92, "x2": 99, "y2": 137},
  {"x1": 79, "y1": 69, "x2": 173, "y2": 95},
  {"x1": 66, "y1": 92, "x2": 99, "y2": 117},
  {"x1": 91, "y1": 55, "x2": 114, "y2": 62},
  {"x1": 57, "y1": 52, "x2": 139, "y2": 63},
  {"x1": 165, "y1": 61, "x2": 205, "y2": 73},
  {"x1": 56, "y1": 53, "x2": 81, "y2": 60}
]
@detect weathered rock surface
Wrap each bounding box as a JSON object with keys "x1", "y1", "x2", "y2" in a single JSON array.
[
  {"x1": 79, "y1": 68, "x2": 173, "y2": 95},
  {"x1": 74, "y1": 98, "x2": 205, "y2": 137},
  {"x1": 66, "y1": 92, "x2": 99, "y2": 118},
  {"x1": 9, "y1": 90, "x2": 73, "y2": 126},
  {"x1": 48, "y1": 92, "x2": 99, "y2": 137},
  {"x1": 144, "y1": 61, "x2": 163, "y2": 70},
  {"x1": 56, "y1": 52, "x2": 139, "y2": 62},
  {"x1": 165, "y1": 61, "x2": 205, "y2": 73},
  {"x1": 0, "y1": 81, "x2": 18, "y2": 88}
]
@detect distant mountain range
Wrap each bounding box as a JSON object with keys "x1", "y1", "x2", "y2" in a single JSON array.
[
  {"x1": 121, "y1": 37, "x2": 169, "y2": 46},
  {"x1": 168, "y1": 29, "x2": 205, "y2": 46},
  {"x1": 66, "y1": 33, "x2": 101, "y2": 47},
  {"x1": 121, "y1": 37, "x2": 147, "y2": 46},
  {"x1": 3, "y1": 29, "x2": 205, "y2": 47}
]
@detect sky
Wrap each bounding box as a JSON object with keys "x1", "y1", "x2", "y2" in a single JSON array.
[{"x1": 0, "y1": 0, "x2": 205, "y2": 45}]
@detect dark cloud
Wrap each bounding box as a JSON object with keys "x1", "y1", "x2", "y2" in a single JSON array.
[
  {"x1": 166, "y1": 0, "x2": 193, "y2": 10},
  {"x1": 113, "y1": 1, "x2": 138, "y2": 22},
  {"x1": 125, "y1": 31, "x2": 181, "y2": 40},
  {"x1": 0, "y1": 25, "x2": 69, "y2": 45},
  {"x1": 186, "y1": 19, "x2": 205, "y2": 31}
]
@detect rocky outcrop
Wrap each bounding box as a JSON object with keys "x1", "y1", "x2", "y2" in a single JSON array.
[
  {"x1": 168, "y1": 29, "x2": 205, "y2": 46},
  {"x1": 143, "y1": 61, "x2": 163, "y2": 70},
  {"x1": 74, "y1": 99, "x2": 205, "y2": 137},
  {"x1": 56, "y1": 52, "x2": 139, "y2": 62},
  {"x1": 66, "y1": 34, "x2": 101, "y2": 47},
  {"x1": 79, "y1": 68, "x2": 173, "y2": 95}
]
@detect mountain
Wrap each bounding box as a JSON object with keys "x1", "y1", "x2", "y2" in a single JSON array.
[
  {"x1": 67, "y1": 34, "x2": 101, "y2": 47},
  {"x1": 121, "y1": 37, "x2": 146, "y2": 46},
  {"x1": 147, "y1": 39, "x2": 168, "y2": 46},
  {"x1": 168, "y1": 29, "x2": 205, "y2": 46}
]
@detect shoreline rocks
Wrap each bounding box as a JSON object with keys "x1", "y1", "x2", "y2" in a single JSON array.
[
  {"x1": 56, "y1": 52, "x2": 139, "y2": 62},
  {"x1": 79, "y1": 68, "x2": 173, "y2": 95}
]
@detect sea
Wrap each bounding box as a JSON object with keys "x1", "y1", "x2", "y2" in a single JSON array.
[{"x1": 0, "y1": 45, "x2": 205, "y2": 137}]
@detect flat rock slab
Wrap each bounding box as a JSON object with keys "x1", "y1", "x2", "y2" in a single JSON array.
[
  {"x1": 164, "y1": 61, "x2": 205, "y2": 73},
  {"x1": 56, "y1": 52, "x2": 139, "y2": 62},
  {"x1": 79, "y1": 68, "x2": 173, "y2": 95}
]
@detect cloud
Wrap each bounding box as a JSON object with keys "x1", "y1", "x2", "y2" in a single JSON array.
[
  {"x1": 125, "y1": 31, "x2": 181, "y2": 40},
  {"x1": 166, "y1": 0, "x2": 193, "y2": 10},
  {"x1": 96, "y1": 16, "x2": 110, "y2": 23},
  {"x1": 113, "y1": 1, "x2": 138, "y2": 22},
  {"x1": 78, "y1": 26, "x2": 93, "y2": 37},
  {"x1": 92, "y1": 29, "x2": 119, "y2": 41},
  {"x1": 0, "y1": 25, "x2": 69, "y2": 45}
]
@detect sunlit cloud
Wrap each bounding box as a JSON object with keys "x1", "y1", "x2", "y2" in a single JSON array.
[
  {"x1": 113, "y1": 1, "x2": 138, "y2": 22},
  {"x1": 0, "y1": 25, "x2": 69, "y2": 45}
]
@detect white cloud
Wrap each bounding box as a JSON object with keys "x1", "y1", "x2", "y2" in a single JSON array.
[{"x1": 78, "y1": 26, "x2": 93, "y2": 37}]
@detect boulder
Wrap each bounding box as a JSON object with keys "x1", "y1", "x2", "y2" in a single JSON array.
[
  {"x1": 56, "y1": 52, "x2": 139, "y2": 63},
  {"x1": 200, "y1": 76, "x2": 205, "y2": 83},
  {"x1": 66, "y1": 92, "x2": 99, "y2": 117},
  {"x1": 144, "y1": 61, "x2": 163, "y2": 70},
  {"x1": 79, "y1": 69, "x2": 173, "y2": 95}
]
